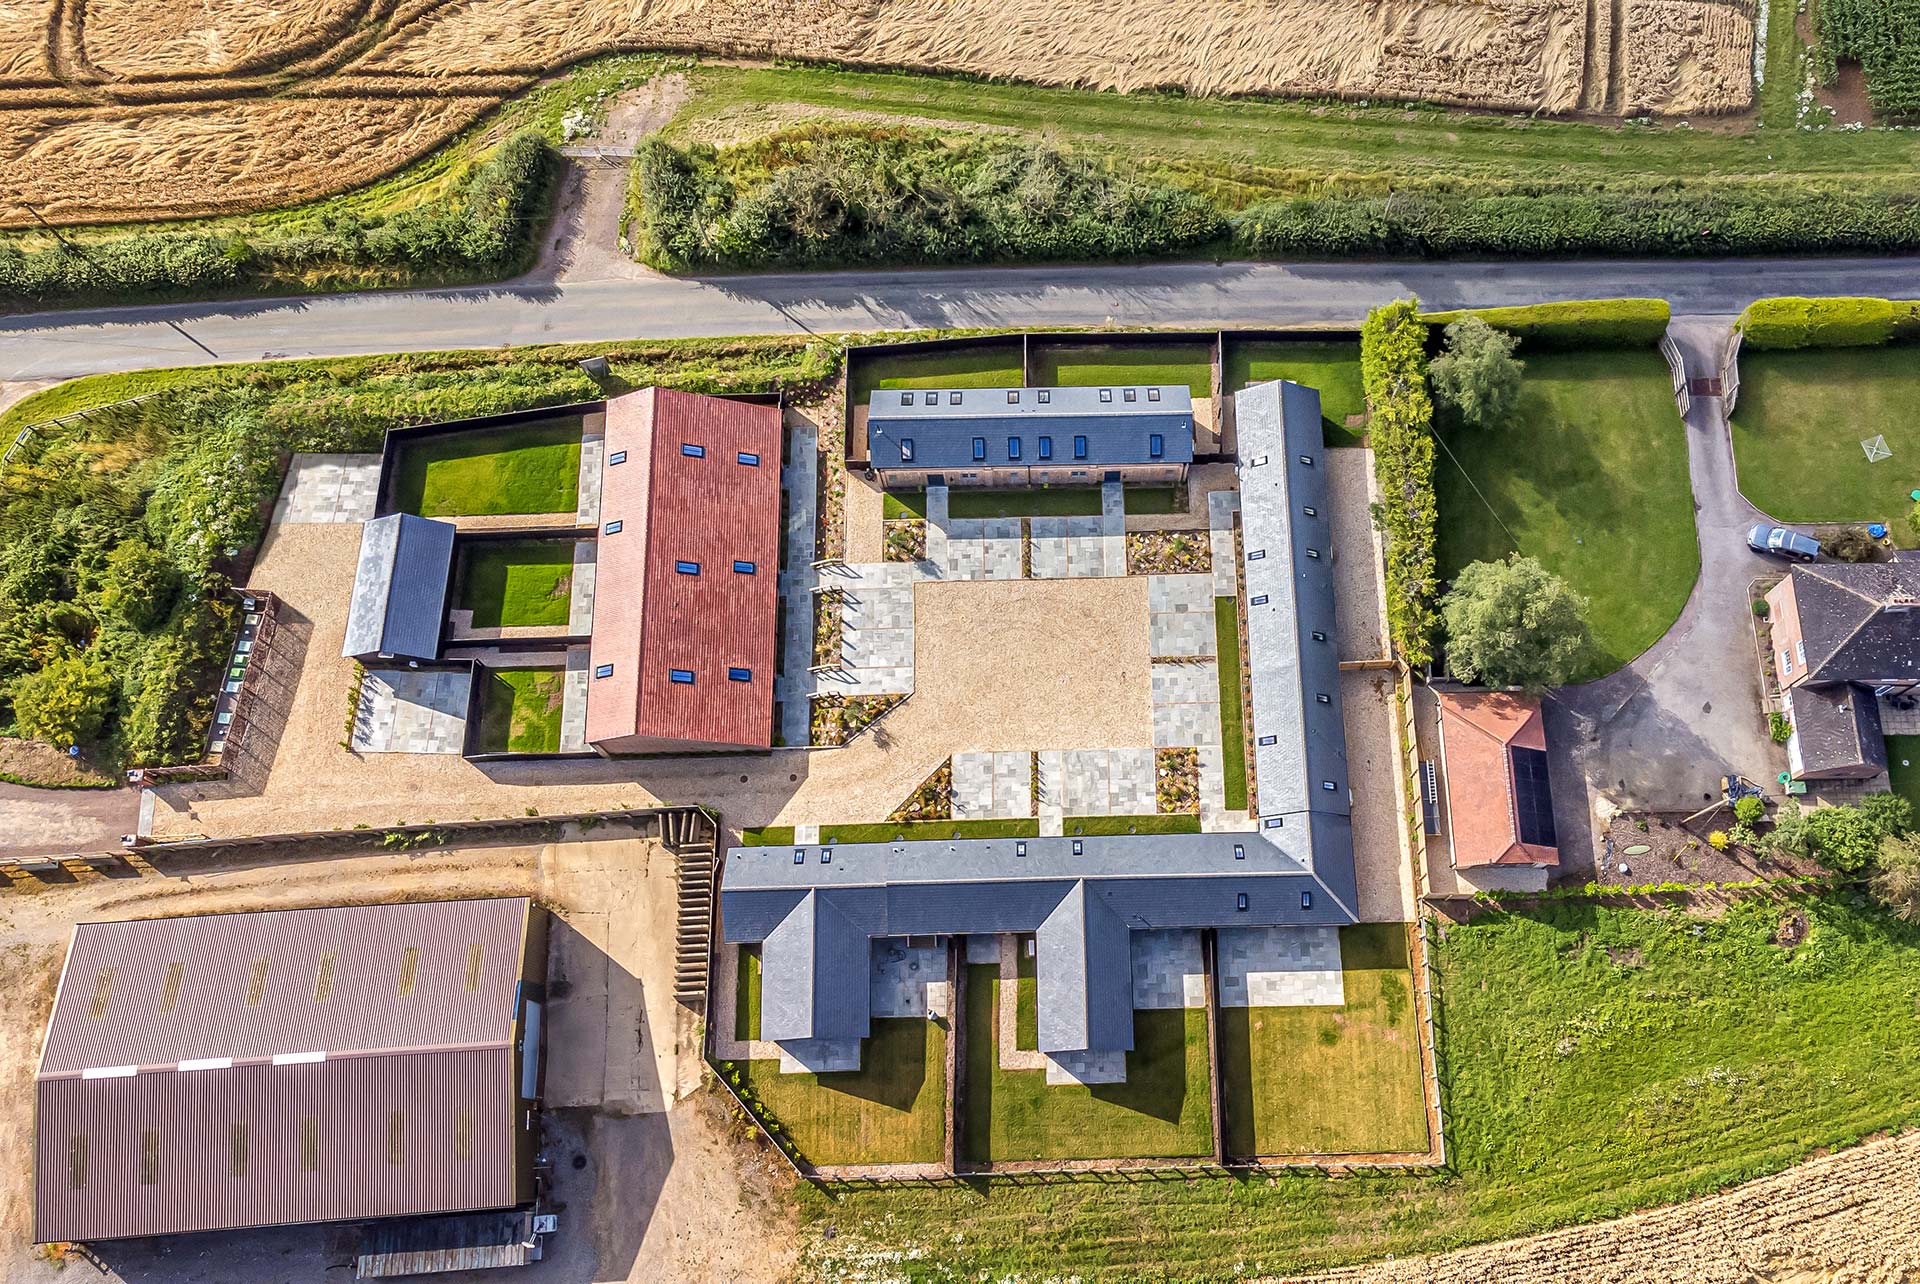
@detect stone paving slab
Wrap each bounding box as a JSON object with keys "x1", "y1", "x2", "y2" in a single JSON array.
[
  {"x1": 567, "y1": 542, "x2": 597, "y2": 636},
  {"x1": 272, "y1": 454, "x2": 381, "y2": 525},
  {"x1": 1131, "y1": 929, "x2": 1207, "y2": 1009},
  {"x1": 778, "y1": 1038, "x2": 864, "y2": 1074},
  {"x1": 1152, "y1": 660, "x2": 1222, "y2": 748},
  {"x1": 560, "y1": 647, "x2": 590, "y2": 752},
  {"x1": 351, "y1": 668, "x2": 470, "y2": 754},
  {"x1": 938, "y1": 516, "x2": 1023, "y2": 581},
  {"x1": 1149, "y1": 573, "x2": 1217, "y2": 658},
  {"x1": 1208, "y1": 490, "x2": 1241, "y2": 598},
  {"x1": 955, "y1": 750, "x2": 1036, "y2": 819},
  {"x1": 575, "y1": 433, "x2": 605, "y2": 527},
  {"x1": 1044, "y1": 1048, "x2": 1127, "y2": 1086},
  {"x1": 823, "y1": 562, "x2": 917, "y2": 696},
  {"x1": 1060, "y1": 747, "x2": 1156, "y2": 816},
  {"x1": 1217, "y1": 925, "x2": 1345, "y2": 1008},
  {"x1": 1036, "y1": 751, "x2": 1066, "y2": 835},
  {"x1": 966, "y1": 933, "x2": 1002, "y2": 965}
]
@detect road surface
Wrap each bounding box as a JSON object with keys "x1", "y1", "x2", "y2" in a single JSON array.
[{"x1": 4, "y1": 256, "x2": 1918, "y2": 382}]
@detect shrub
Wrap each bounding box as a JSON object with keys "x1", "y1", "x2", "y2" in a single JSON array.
[
  {"x1": 1360, "y1": 299, "x2": 1439, "y2": 665},
  {"x1": 1871, "y1": 833, "x2": 1920, "y2": 922},
  {"x1": 1709, "y1": 830, "x2": 1731, "y2": 850},
  {"x1": 11, "y1": 653, "x2": 114, "y2": 746},
  {"x1": 1857, "y1": 790, "x2": 1915, "y2": 837},
  {"x1": 1418, "y1": 299, "x2": 1672, "y2": 349},
  {"x1": 1733, "y1": 795, "x2": 1766, "y2": 826},
  {"x1": 1737, "y1": 296, "x2": 1920, "y2": 349},
  {"x1": 98, "y1": 539, "x2": 176, "y2": 630},
  {"x1": 1753, "y1": 598, "x2": 1770, "y2": 617},
  {"x1": 1769, "y1": 711, "x2": 1793, "y2": 743},
  {"x1": 1441, "y1": 554, "x2": 1592, "y2": 693},
  {"x1": 1429, "y1": 316, "x2": 1524, "y2": 427},
  {"x1": 1815, "y1": 0, "x2": 1920, "y2": 117},
  {"x1": 1804, "y1": 804, "x2": 1882, "y2": 872}
]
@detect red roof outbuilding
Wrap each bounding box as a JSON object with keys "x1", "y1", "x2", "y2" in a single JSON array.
[
  {"x1": 1436, "y1": 690, "x2": 1560, "y2": 869},
  {"x1": 586, "y1": 389, "x2": 783, "y2": 753}
]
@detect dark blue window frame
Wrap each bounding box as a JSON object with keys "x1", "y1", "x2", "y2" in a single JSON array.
[
  {"x1": 1149, "y1": 433, "x2": 1165, "y2": 459},
  {"x1": 681, "y1": 443, "x2": 706, "y2": 459},
  {"x1": 669, "y1": 668, "x2": 696, "y2": 685},
  {"x1": 1038, "y1": 436, "x2": 1053, "y2": 461},
  {"x1": 733, "y1": 560, "x2": 756, "y2": 574},
  {"x1": 1073, "y1": 435, "x2": 1088, "y2": 460},
  {"x1": 900, "y1": 437, "x2": 915, "y2": 462},
  {"x1": 737, "y1": 451, "x2": 760, "y2": 466},
  {"x1": 603, "y1": 520, "x2": 623, "y2": 535},
  {"x1": 593, "y1": 664, "x2": 613, "y2": 679},
  {"x1": 1008, "y1": 437, "x2": 1022, "y2": 461},
  {"x1": 675, "y1": 560, "x2": 701, "y2": 576},
  {"x1": 972, "y1": 437, "x2": 986, "y2": 462},
  {"x1": 728, "y1": 667, "x2": 752, "y2": 682}
]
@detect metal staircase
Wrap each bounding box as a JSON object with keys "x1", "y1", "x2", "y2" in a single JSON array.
[{"x1": 664, "y1": 809, "x2": 718, "y2": 1010}]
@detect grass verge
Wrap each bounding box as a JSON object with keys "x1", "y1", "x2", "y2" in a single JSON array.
[
  {"x1": 1885, "y1": 736, "x2": 1920, "y2": 815},
  {"x1": 735, "y1": 944, "x2": 763, "y2": 1042},
  {"x1": 1434, "y1": 349, "x2": 1697, "y2": 679},
  {"x1": 1062, "y1": 814, "x2": 1202, "y2": 835},
  {"x1": 849, "y1": 345, "x2": 1025, "y2": 409},
  {"x1": 1216, "y1": 597, "x2": 1247, "y2": 811},
  {"x1": 741, "y1": 1019, "x2": 948, "y2": 1166}
]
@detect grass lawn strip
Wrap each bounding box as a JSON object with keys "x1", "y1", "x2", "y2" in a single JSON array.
[
  {"x1": 1015, "y1": 941, "x2": 1038, "y2": 1051},
  {"x1": 455, "y1": 539, "x2": 576, "y2": 628},
  {"x1": 1219, "y1": 923, "x2": 1428, "y2": 1157},
  {"x1": 883, "y1": 485, "x2": 1184, "y2": 520},
  {"x1": 1729, "y1": 347, "x2": 1920, "y2": 542},
  {"x1": 1216, "y1": 597, "x2": 1248, "y2": 811},
  {"x1": 1063, "y1": 814, "x2": 1202, "y2": 835},
  {"x1": 1434, "y1": 349, "x2": 1696, "y2": 679},
  {"x1": 741, "y1": 1019, "x2": 947, "y2": 1166},
  {"x1": 1029, "y1": 342, "x2": 1213, "y2": 398},
  {"x1": 962, "y1": 965, "x2": 1213, "y2": 1162},
  {"x1": 807, "y1": 895, "x2": 1920, "y2": 1279},
  {"x1": 391, "y1": 417, "x2": 583, "y2": 518},
  {"x1": 473, "y1": 667, "x2": 565, "y2": 753},
  {"x1": 1223, "y1": 340, "x2": 1368, "y2": 446},
  {"x1": 849, "y1": 345, "x2": 1025, "y2": 409},
  {"x1": 735, "y1": 944, "x2": 763, "y2": 1042},
  {"x1": 1885, "y1": 736, "x2": 1920, "y2": 814}
]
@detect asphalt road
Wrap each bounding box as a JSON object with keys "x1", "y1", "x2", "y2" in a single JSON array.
[{"x1": 5, "y1": 255, "x2": 1920, "y2": 382}]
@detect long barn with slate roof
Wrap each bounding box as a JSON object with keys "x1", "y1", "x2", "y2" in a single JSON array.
[{"x1": 721, "y1": 379, "x2": 1353, "y2": 1075}]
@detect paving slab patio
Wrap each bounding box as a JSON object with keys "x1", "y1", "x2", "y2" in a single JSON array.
[
  {"x1": 351, "y1": 668, "x2": 471, "y2": 754},
  {"x1": 1149, "y1": 573, "x2": 1217, "y2": 657},
  {"x1": 1217, "y1": 925, "x2": 1345, "y2": 1007},
  {"x1": 953, "y1": 750, "x2": 1035, "y2": 819},
  {"x1": 272, "y1": 454, "x2": 381, "y2": 525},
  {"x1": 1131, "y1": 929, "x2": 1207, "y2": 1009},
  {"x1": 1152, "y1": 660, "x2": 1222, "y2": 748}
]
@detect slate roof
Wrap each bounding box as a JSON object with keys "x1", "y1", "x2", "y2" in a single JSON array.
[
  {"x1": 759, "y1": 891, "x2": 872, "y2": 1044},
  {"x1": 1436, "y1": 690, "x2": 1559, "y2": 868},
  {"x1": 341, "y1": 513, "x2": 455, "y2": 661},
  {"x1": 1788, "y1": 682, "x2": 1887, "y2": 777},
  {"x1": 866, "y1": 386, "x2": 1194, "y2": 471},
  {"x1": 720, "y1": 379, "x2": 1355, "y2": 1056},
  {"x1": 34, "y1": 899, "x2": 535, "y2": 1244},
  {"x1": 1787, "y1": 560, "x2": 1920, "y2": 686}
]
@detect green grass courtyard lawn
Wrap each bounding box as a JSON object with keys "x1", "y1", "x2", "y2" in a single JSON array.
[
  {"x1": 849, "y1": 344, "x2": 1025, "y2": 408},
  {"x1": 883, "y1": 485, "x2": 1184, "y2": 520},
  {"x1": 735, "y1": 944, "x2": 763, "y2": 1042},
  {"x1": 803, "y1": 895, "x2": 1920, "y2": 1281},
  {"x1": 1729, "y1": 347, "x2": 1920, "y2": 542},
  {"x1": 389, "y1": 417, "x2": 583, "y2": 518},
  {"x1": 1028, "y1": 342, "x2": 1213, "y2": 399},
  {"x1": 472, "y1": 667, "x2": 566, "y2": 753},
  {"x1": 1219, "y1": 923, "x2": 1428, "y2": 1158},
  {"x1": 1435, "y1": 349, "x2": 1696, "y2": 680},
  {"x1": 962, "y1": 965, "x2": 1214, "y2": 1163},
  {"x1": 454, "y1": 539, "x2": 577, "y2": 628},
  {"x1": 1216, "y1": 597, "x2": 1248, "y2": 811},
  {"x1": 738, "y1": 1018, "x2": 948, "y2": 1166},
  {"x1": 1885, "y1": 736, "x2": 1920, "y2": 814},
  {"x1": 1222, "y1": 339, "x2": 1368, "y2": 446}
]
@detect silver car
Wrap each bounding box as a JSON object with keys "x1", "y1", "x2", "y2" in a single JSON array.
[{"x1": 1746, "y1": 523, "x2": 1819, "y2": 562}]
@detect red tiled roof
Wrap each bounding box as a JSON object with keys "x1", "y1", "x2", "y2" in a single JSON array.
[
  {"x1": 587, "y1": 389, "x2": 782, "y2": 751},
  {"x1": 1436, "y1": 690, "x2": 1559, "y2": 868}
]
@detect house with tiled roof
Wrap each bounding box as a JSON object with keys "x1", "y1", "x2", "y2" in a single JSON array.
[
  {"x1": 1764, "y1": 558, "x2": 1920, "y2": 780},
  {"x1": 1433, "y1": 689, "x2": 1559, "y2": 875}
]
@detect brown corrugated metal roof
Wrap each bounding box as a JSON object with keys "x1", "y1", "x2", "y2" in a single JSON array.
[{"x1": 34, "y1": 899, "x2": 533, "y2": 1243}]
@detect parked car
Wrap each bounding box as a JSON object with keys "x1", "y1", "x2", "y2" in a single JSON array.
[{"x1": 1746, "y1": 523, "x2": 1820, "y2": 562}]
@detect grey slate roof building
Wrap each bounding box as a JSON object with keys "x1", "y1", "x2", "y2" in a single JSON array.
[
  {"x1": 866, "y1": 385, "x2": 1193, "y2": 487},
  {"x1": 342, "y1": 513, "x2": 457, "y2": 662},
  {"x1": 722, "y1": 379, "x2": 1356, "y2": 1068}
]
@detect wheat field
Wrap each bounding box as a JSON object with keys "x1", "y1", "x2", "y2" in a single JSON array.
[{"x1": 0, "y1": 0, "x2": 1755, "y2": 225}]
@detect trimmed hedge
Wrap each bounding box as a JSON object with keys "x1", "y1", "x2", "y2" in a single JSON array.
[
  {"x1": 1735, "y1": 296, "x2": 1920, "y2": 349},
  {"x1": 1418, "y1": 299, "x2": 1671, "y2": 350},
  {"x1": 0, "y1": 131, "x2": 555, "y2": 308},
  {"x1": 1360, "y1": 300, "x2": 1439, "y2": 665}
]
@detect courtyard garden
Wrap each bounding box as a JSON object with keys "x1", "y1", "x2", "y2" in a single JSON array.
[
  {"x1": 471, "y1": 665, "x2": 566, "y2": 753},
  {"x1": 389, "y1": 416, "x2": 584, "y2": 518},
  {"x1": 848, "y1": 342, "x2": 1024, "y2": 408},
  {"x1": 1218, "y1": 923, "x2": 1428, "y2": 1157},
  {"x1": 961, "y1": 964, "x2": 1215, "y2": 1163},
  {"x1": 1435, "y1": 349, "x2": 1696, "y2": 679},
  {"x1": 1222, "y1": 338, "x2": 1368, "y2": 446},
  {"x1": 1729, "y1": 346, "x2": 1920, "y2": 542},
  {"x1": 882, "y1": 484, "x2": 1185, "y2": 520},
  {"x1": 1028, "y1": 341, "x2": 1213, "y2": 399},
  {"x1": 452, "y1": 538, "x2": 578, "y2": 629}
]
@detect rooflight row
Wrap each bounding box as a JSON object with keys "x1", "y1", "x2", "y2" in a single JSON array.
[
  {"x1": 895, "y1": 388, "x2": 1165, "y2": 406},
  {"x1": 80, "y1": 1049, "x2": 328, "y2": 1079},
  {"x1": 904, "y1": 434, "x2": 1090, "y2": 464},
  {"x1": 607, "y1": 445, "x2": 762, "y2": 467}
]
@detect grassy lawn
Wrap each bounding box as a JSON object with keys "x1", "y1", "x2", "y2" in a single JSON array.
[
  {"x1": 1216, "y1": 597, "x2": 1248, "y2": 811},
  {"x1": 803, "y1": 895, "x2": 1920, "y2": 1280},
  {"x1": 390, "y1": 418, "x2": 583, "y2": 518},
  {"x1": 472, "y1": 667, "x2": 566, "y2": 754},
  {"x1": 1219, "y1": 923, "x2": 1428, "y2": 1157},
  {"x1": 849, "y1": 344, "x2": 1025, "y2": 408},
  {"x1": 1729, "y1": 347, "x2": 1920, "y2": 541},
  {"x1": 1029, "y1": 342, "x2": 1213, "y2": 398},
  {"x1": 1222, "y1": 339, "x2": 1368, "y2": 446},
  {"x1": 739, "y1": 1018, "x2": 947, "y2": 1166},
  {"x1": 454, "y1": 539, "x2": 576, "y2": 628},
  {"x1": 884, "y1": 485, "x2": 1183, "y2": 520},
  {"x1": 962, "y1": 965, "x2": 1214, "y2": 1162},
  {"x1": 1014, "y1": 941, "x2": 1038, "y2": 1051},
  {"x1": 1063, "y1": 815, "x2": 1202, "y2": 836},
  {"x1": 735, "y1": 944, "x2": 763, "y2": 1042},
  {"x1": 1435, "y1": 350, "x2": 1696, "y2": 679},
  {"x1": 1885, "y1": 736, "x2": 1920, "y2": 814}
]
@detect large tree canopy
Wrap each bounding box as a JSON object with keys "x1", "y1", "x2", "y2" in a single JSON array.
[
  {"x1": 1429, "y1": 315, "x2": 1525, "y2": 428},
  {"x1": 1441, "y1": 553, "x2": 1591, "y2": 693}
]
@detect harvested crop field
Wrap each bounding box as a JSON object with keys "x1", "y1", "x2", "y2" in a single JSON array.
[{"x1": 1, "y1": 0, "x2": 1755, "y2": 225}]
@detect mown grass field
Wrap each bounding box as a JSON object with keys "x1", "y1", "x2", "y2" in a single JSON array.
[
  {"x1": 1219, "y1": 923, "x2": 1428, "y2": 1157},
  {"x1": 454, "y1": 539, "x2": 577, "y2": 628},
  {"x1": 1729, "y1": 346, "x2": 1920, "y2": 540},
  {"x1": 390, "y1": 418, "x2": 583, "y2": 518},
  {"x1": 1223, "y1": 339, "x2": 1368, "y2": 446},
  {"x1": 739, "y1": 1019, "x2": 948, "y2": 1166},
  {"x1": 801, "y1": 896, "x2": 1920, "y2": 1281},
  {"x1": 473, "y1": 667, "x2": 565, "y2": 753},
  {"x1": 1434, "y1": 349, "x2": 1697, "y2": 679},
  {"x1": 1028, "y1": 342, "x2": 1213, "y2": 398},
  {"x1": 962, "y1": 966, "x2": 1214, "y2": 1163}
]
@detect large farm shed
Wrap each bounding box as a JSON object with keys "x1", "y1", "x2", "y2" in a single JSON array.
[{"x1": 33, "y1": 898, "x2": 547, "y2": 1244}]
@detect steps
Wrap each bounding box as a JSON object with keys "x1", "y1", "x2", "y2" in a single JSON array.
[{"x1": 665, "y1": 809, "x2": 718, "y2": 1010}]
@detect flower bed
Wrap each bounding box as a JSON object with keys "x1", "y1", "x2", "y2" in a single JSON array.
[
  {"x1": 1126, "y1": 530, "x2": 1212, "y2": 575},
  {"x1": 890, "y1": 759, "x2": 953, "y2": 822},
  {"x1": 808, "y1": 694, "x2": 904, "y2": 747},
  {"x1": 883, "y1": 519, "x2": 926, "y2": 562},
  {"x1": 811, "y1": 588, "x2": 845, "y2": 669},
  {"x1": 1156, "y1": 747, "x2": 1200, "y2": 814}
]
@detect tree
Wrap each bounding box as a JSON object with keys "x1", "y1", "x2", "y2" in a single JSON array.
[
  {"x1": 1429, "y1": 315, "x2": 1524, "y2": 427},
  {"x1": 9, "y1": 653, "x2": 113, "y2": 747},
  {"x1": 1803, "y1": 804, "x2": 1881, "y2": 873},
  {"x1": 1856, "y1": 791, "x2": 1915, "y2": 838},
  {"x1": 1440, "y1": 554, "x2": 1592, "y2": 693},
  {"x1": 99, "y1": 539, "x2": 176, "y2": 630},
  {"x1": 1871, "y1": 833, "x2": 1920, "y2": 922}
]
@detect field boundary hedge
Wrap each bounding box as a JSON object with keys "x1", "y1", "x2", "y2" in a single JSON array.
[
  {"x1": 1734, "y1": 296, "x2": 1920, "y2": 349},
  {"x1": 1361, "y1": 300, "x2": 1439, "y2": 665},
  {"x1": 1418, "y1": 299, "x2": 1671, "y2": 349}
]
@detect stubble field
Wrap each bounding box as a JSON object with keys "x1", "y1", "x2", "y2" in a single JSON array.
[{"x1": 0, "y1": 0, "x2": 1757, "y2": 225}]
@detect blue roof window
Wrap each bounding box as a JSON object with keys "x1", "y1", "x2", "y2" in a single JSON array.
[
  {"x1": 594, "y1": 664, "x2": 613, "y2": 679},
  {"x1": 1038, "y1": 436, "x2": 1053, "y2": 461},
  {"x1": 675, "y1": 560, "x2": 701, "y2": 575},
  {"x1": 604, "y1": 520, "x2": 623, "y2": 535},
  {"x1": 1008, "y1": 437, "x2": 1022, "y2": 461},
  {"x1": 737, "y1": 451, "x2": 760, "y2": 466},
  {"x1": 901, "y1": 437, "x2": 915, "y2": 462},
  {"x1": 972, "y1": 437, "x2": 986, "y2": 462},
  {"x1": 733, "y1": 560, "x2": 756, "y2": 574},
  {"x1": 1149, "y1": 433, "x2": 1165, "y2": 460},
  {"x1": 669, "y1": 668, "x2": 695, "y2": 684},
  {"x1": 608, "y1": 451, "x2": 627, "y2": 466},
  {"x1": 682, "y1": 443, "x2": 706, "y2": 458},
  {"x1": 1073, "y1": 435, "x2": 1088, "y2": 460},
  {"x1": 728, "y1": 667, "x2": 752, "y2": 682}
]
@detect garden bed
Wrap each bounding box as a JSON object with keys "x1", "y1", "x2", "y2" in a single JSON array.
[
  {"x1": 1156, "y1": 747, "x2": 1200, "y2": 814},
  {"x1": 1127, "y1": 530, "x2": 1212, "y2": 576},
  {"x1": 808, "y1": 694, "x2": 903, "y2": 747},
  {"x1": 1595, "y1": 811, "x2": 1823, "y2": 886},
  {"x1": 889, "y1": 759, "x2": 952, "y2": 822},
  {"x1": 883, "y1": 519, "x2": 926, "y2": 562},
  {"x1": 811, "y1": 588, "x2": 845, "y2": 669}
]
